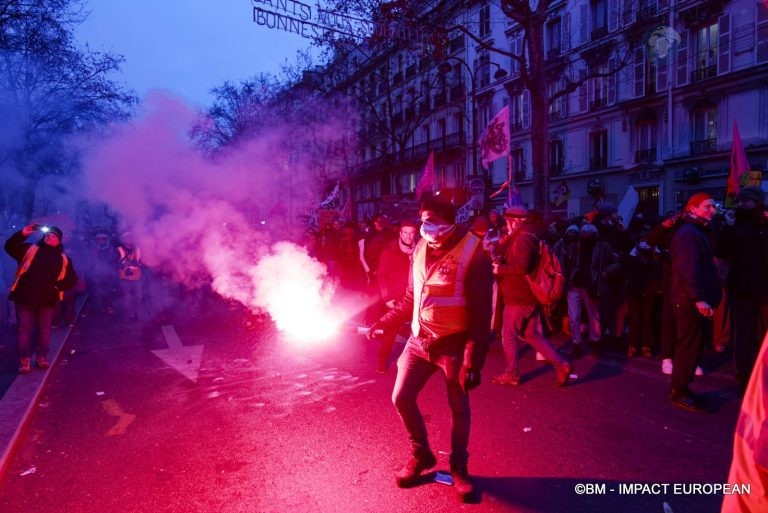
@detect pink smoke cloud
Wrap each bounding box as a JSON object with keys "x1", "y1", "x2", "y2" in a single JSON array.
[{"x1": 77, "y1": 91, "x2": 356, "y2": 341}]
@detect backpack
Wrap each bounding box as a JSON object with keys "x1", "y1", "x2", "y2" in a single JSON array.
[{"x1": 525, "y1": 236, "x2": 565, "y2": 307}]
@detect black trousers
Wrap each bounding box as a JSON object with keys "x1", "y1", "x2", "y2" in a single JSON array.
[
  {"x1": 660, "y1": 294, "x2": 676, "y2": 359},
  {"x1": 671, "y1": 303, "x2": 707, "y2": 392},
  {"x1": 627, "y1": 293, "x2": 657, "y2": 351},
  {"x1": 730, "y1": 296, "x2": 768, "y2": 394}
]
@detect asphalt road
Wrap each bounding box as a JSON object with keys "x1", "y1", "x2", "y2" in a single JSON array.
[{"x1": 0, "y1": 297, "x2": 743, "y2": 513}]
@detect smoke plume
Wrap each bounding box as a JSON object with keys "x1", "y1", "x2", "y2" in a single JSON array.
[{"x1": 78, "y1": 91, "x2": 354, "y2": 341}]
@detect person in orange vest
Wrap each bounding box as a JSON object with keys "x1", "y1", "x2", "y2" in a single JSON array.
[
  {"x1": 368, "y1": 195, "x2": 493, "y2": 503},
  {"x1": 5, "y1": 223, "x2": 77, "y2": 374}
]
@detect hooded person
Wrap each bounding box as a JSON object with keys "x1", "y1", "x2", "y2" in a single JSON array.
[
  {"x1": 366, "y1": 194, "x2": 493, "y2": 502},
  {"x1": 4, "y1": 223, "x2": 77, "y2": 374},
  {"x1": 715, "y1": 186, "x2": 768, "y2": 393}
]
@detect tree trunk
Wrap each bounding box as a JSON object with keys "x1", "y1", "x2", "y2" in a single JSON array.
[{"x1": 528, "y1": 21, "x2": 550, "y2": 218}]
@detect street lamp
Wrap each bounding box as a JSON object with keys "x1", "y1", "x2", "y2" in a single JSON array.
[{"x1": 438, "y1": 57, "x2": 507, "y2": 177}]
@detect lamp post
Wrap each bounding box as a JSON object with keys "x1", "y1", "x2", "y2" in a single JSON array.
[{"x1": 438, "y1": 58, "x2": 507, "y2": 177}]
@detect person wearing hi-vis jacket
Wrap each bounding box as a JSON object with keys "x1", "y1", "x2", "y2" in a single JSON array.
[
  {"x1": 367, "y1": 195, "x2": 493, "y2": 503},
  {"x1": 5, "y1": 223, "x2": 77, "y2": 374},
  {"x1": 117, "y1": 231, "x2": 142, "y2": 322}
]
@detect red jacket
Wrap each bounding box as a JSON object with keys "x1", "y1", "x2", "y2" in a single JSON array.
[{"x1": 377, "y1": 240, "x2": 411, "y2": 303}]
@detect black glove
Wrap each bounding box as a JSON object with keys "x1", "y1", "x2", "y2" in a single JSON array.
[{"x1": 460, "y1": 366, "x2": 481, "y2": 392}]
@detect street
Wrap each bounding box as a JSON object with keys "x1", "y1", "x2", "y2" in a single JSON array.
[{"x1": 0, "y1": 297, "x2": 742, "y2": 513}]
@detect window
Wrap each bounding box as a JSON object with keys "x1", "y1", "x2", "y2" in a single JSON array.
[
  {"x1": 511, "y1": 148, "x2": 526, "y2": 181},
  {"x1": 589, "y1": 129, "x2": 608, "y2": 169},
  {"x1": 454, "y1": 162, "x2": 466, "y2": 187},
  {"x1": 635, "y1": 120, "x2": 658, "y2": 161},
  {"x1": 510, "y1": 91, "x2": 530, "y2": 129},
  {"x1": 452, "y1": 112, "x2": 463, "y2": 134},
  {"x1": 421, "y1": 124, "x2": 430, "y2": 144},
  {"x1": 547, "y1": 17, "x2": 562, "y2": 56},
  {"x1": 474, "y1": 53, "x2": 491, "y2": 87},
  {"x1": 437, "y1": 118, "x2": 446, "y2": 141},
  {"x1": 479, "y1": 103, "x2": 491, "y2": 128},
  {"x1": 691, "y1": 105, "x2": 717, "y2": 154},
  {"x1": 548, "y1": 80, "x2": 567, "y2": 121},
  {"x1": 549, "y1": 140, "x2": 564, "y2": 176},
  {"x1": 479, "y1": 4, "x2": 491, "y2": 37},
  {"x1": 693, "y1": 22, "x2": 718, "y2": 81},
  {"x1": 590, "y1": 74, "x2": 608, "y2": 110},
  {"x1": 590, "y1": 0, "x2": 607, "y2": 38},
  {"x1": 436, "y1": 166, "x2": 447, "y2": 189}
]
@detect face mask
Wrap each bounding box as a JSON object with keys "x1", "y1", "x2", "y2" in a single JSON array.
[{"x1": 420, "y1": 221, "x2": 454, "y2": 243}]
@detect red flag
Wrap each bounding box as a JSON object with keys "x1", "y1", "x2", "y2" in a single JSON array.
[
  {"x1": 480, "y1": 106, "x2": 510, "y2": 169},
  {"x1": 415, "y1": 151, "x2": 434, "y2": 199},
  {"x1": 725, "y1": 120, "x2": 751, "y2": 208}
]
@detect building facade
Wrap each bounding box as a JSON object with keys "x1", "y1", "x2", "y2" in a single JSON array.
[{"x1": 324, "y1": 0, "x2": 768, "y2": 222}]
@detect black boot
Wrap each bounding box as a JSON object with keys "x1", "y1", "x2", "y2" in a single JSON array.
[
  {"x1": 670, "y1": 389, "x2": 708, "y2": 413},
  {"x1": 450, "y1": 462, "x2": 475, "y2": 503},
  {"x1": 395, "y1": 450, "x2": 437, "y2": 488}
]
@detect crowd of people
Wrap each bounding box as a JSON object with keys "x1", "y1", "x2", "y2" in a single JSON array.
[{"x1": 303, "y1": 187, "x2": 768, "y2": 415}]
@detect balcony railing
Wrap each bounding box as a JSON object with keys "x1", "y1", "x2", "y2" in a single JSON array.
[
  {"x1": 690, "y1": 138, "x2": 717, "y2": 155},
  {"x1": 590, "y1": 97, "x2": 608, "y2": 111},
  {"x1": 591, "y1": 26, "x2": 608, "y2": 41},
  {"x1": 449, "y1": 35, "x2": 465, "y2": 54},
  {"x1": 403, "y1": 132, "x2": 466, "y2": 161},
  {"x1": 549, "y1": 110, "x2": 566, "y2": 122},
  {"x1": 635, "y1": 147, "x2": 657, "y2": 162},
  {"x1": 691, "y1": 65, "x2": 717, "y2": 83},
  {"x1": 589, "y1": 157, "x2": 608, "y2": 170}
]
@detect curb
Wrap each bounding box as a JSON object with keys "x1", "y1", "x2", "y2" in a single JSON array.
[{"x1": 0, "y1": 294, "x2": 88, "y2": 482}]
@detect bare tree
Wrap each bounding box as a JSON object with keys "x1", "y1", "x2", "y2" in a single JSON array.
[{"x1": 0, "y1": 0, "x2": 136, "y2": 217}]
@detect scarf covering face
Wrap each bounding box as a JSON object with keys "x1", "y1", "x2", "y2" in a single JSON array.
[{"x1": 420, "y1": 221, "x2": 454, "y2": 244}]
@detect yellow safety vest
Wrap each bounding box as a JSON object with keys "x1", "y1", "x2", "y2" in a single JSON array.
[
  {"x1": 411, "y1": 232, "x2": 480, "y2": 340},
  {"x1": 10, "y1": 245, "x2": 69, "y2": 300}
]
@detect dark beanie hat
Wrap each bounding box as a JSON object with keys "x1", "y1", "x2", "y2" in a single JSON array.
[
  {"x1": 48, "y1": 226, "x2": 63, "y2": 240},
  {"x1": 737, "y1": 186, "x2": 765, "y2": 205},
  {"x1": 685, "y1": 192, "x2": 713, "y2": 210},
  {"x1": 419, "y1": 195, "x2": 456, "y2": 224}
]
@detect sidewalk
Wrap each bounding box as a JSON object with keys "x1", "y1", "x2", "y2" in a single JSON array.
[{"x1": 0, "y1": 295, "x2": 86, "y2": 480}]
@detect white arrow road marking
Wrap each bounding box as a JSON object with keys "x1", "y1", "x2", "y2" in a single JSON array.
[{"x1": 152, "y1": 325, "x2": 204, "y2": 383}]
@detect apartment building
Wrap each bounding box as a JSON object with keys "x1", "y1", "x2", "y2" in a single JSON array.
[{"x1": 328, "y1": 0, "x2": 768, "y2": 221}]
